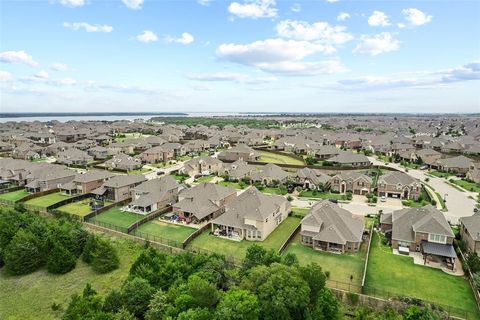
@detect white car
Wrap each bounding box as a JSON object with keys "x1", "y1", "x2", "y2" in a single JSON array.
[{"x1": 380, "y1": 196, "x2": 386, "y2": 202}]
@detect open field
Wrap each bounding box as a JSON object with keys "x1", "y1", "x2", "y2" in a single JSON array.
[
  {"x1": 24, "y1": 192, "x2": 73, "y2": 208},
  {"x1": 0, "y1": 190, "x2": 30, "y2": 202},
  {"x1": 134, "y1": 220, "x2": 197, "y2": 244},
  {"x1": 90, "y1": 207, "x2": 143, "y2": 230},
  {"x1": 0, "y1": 238, "x2": 141, "y2": 320},
  {"x1": 188, "y1": 216, "x2": 301, "y2": 261},
  {"x1": 258, "y1": 150, "x2": 304, "y2": 165},
  {"x1": 364, "y1": 232, "x2": 478, "y2": 317},
  {"x1": 298, "y1": 191, "x2": 347, "y2": 200}
]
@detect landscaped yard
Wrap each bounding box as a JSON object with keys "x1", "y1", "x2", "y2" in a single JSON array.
[
  {"x1": 285, "y1": 234, "x2": 367, "y2": 287},
  {"x1": 187, "y1": 216, "x2": 301, "y2": 262},
  {"x1": 89, "y1": 207, "x2": 143, "y2": 230},
  {"x1": 134, "y1": 220, "x2": 197, "y2": 245},
  {"x1": 193, "y1": 175, "x2": 214, "y2": 184},
  {"x1": 291, "y1": 207, "x2": 310, "y2": 217},
  {"x1": 258, "y1": 150, "x2": 305, "y2": 165},
  {"x1": 364, "y1": 232, "x2": 479, "y2": 318},
  {"x1": 451, "y1": 179, "x2": 480, "y2": 193},
  {"x1": 298, "y1": 191, "x2": 347, "y2": 201},
  {"x1": 0, "y1": 189, "x2": 30, "y2": 202},
  {"x1": 0, "y1": 238, "x2": 141, "y2": 320},
  {"x1": 57, "y1": 199, "x2": 113, "y2": 217},
  {"x1": 218, "y1": 180, "x2": 247, "y2": 189},
  {"x1": 260, "y1": 186, "x2": 288, "y2": 195},
  {"x1": 24, "y1": 192, "x2": 73, "y2": 208},
  {"x1": 429, "y1": 170, "x2": 454, "y2": 178}
]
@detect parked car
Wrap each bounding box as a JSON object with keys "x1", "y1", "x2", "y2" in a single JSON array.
[
  {"x1": 328, "y1": 199, "x2": 338, "y2": 204},
  {"x1": 380, "y1": 196, "x2": 386, "y2": 202},
  {"x1": 419, "y1": 165, "x2": 428, "y2": 170},
  {"x1": 456, "y1": 173, "x2": 466, "y2": 178}
]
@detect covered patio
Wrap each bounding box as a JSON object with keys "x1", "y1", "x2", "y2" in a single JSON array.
[{"x1": 421, "y1": 240, "x2": 457, "y2": 271}]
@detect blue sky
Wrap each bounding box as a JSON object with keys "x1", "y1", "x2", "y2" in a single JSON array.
[{"x1": 0, "y1": 0, "x2": 479, "y2": 113}]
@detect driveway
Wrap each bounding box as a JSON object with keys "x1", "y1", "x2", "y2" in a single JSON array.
[{"x1": 369, "y1": 156, "x2": 477, "y2": 223}]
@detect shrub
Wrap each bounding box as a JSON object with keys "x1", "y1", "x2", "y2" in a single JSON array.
[
  {"x1": 4, "y1": 229, "x2": 43, "y2": 275},
  {"x1": 287, "y1": 195, "x2": 293, "y2": 202},
  {"x1": 82, "y1": 234, "x2": 99, "y2": 264},
  {"x1": 91, "y1": 238, "x2": 120, "y2": 274},
  {"x1": 47, "y1": 240, "x2": 77, "y2": 274}
]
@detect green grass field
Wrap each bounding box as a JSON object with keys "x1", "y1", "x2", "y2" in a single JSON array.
[
  {"x1": 24, "y1": 192, "x2": 73, "y2": 208},
  {"x1": 258, "y1": 151, "x2": 304, "y2": 165},
  {"x1": 0, "y1": 238, "x2": 141, "y2": 320},
  {"x1": 364, "y1": 233, "x2": 478, "y2": 318},
  {"x1": 135, "y1": 220, "x2": 197, "y2": 244},
  {"x1": 193, "y1": 175, "x2": 214, "y2": 184},
  {"x1": 188, "y1": 216, "x2": 301, "y2": 261},
  {"x1": 452, "y1": 179, "x2": 480, "y2": 193},
  {"x1": 0, "y1": 190, "x2": 30, "y2": 202},
  {"x1": 285, "y1": 234, "x2": 367, "y2": 286},
  {"x1": 298, "y1": 191, "x2": 347, "y2": 201},
  {"x1": 260, "y1": 187, "x2": 287, "y2": 195},
  {"x1": 90, "y1": 208, "x2": 143, "y2": 229},
  {"x1": 429, "y1": 171, "x2": 454, "y2": 178},
  {"x1": 57, "y1": 199, "x2": 113, "y2": 217},
  {"x1": 291, "y1": 207, "x2": 310, "y2": 217}
]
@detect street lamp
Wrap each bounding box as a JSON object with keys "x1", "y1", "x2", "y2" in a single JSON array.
[{"x1": 444, "y1": 193, "x2": 448, "y2": 203}]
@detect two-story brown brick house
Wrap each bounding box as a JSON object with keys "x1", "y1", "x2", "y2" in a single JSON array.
[
  {"x1": 329, "y1": 172, "x2": 372, "y2": 195},
  {"x1": 377, "y1": 171, "x2": 421, "y2": 200},
  {"x1": 459, "y1": 213, "x2": 480, "y2": 255}
]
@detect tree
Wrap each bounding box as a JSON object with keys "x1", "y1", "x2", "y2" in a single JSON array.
[
  {"x1": 91, "y1": 238, "x2": 119, "y2": 274},
  {"x1": 82, "y1": 234, "x2": 99, "y2": 264},
  {"x1": 4, "y1": 229, "x2": 43, "y2": 275},
  {"x1": 299, "y1": 262, "x2": 326, "y2": 305},
  {"x1": 243, "y1": 245, "x2": 281, "y2": 270},
  {"x1": 113, "y1": 308, "x2": 135, "y2": 320},
  {"x1": 215, "y1": 289, "x2": 260, "y2": 320},
  {"x1": 282, "y1": 252, "x2": 298, "y2": 266},
  {"x1": 145, "y1": 289, "x2": 169, "y2": 320},
  {"x1": 403, "y1": 306, "x2": 440, "y2": 320},
  {"x1": 313, "y1": 288, "x2": 340, "y2": 320},
  {"x1": 122, "y1": 277, "x2": 156, "y2": 318},
  {"x1": 103, "y1": 289, "x2": 123, "y2": 313},
  {"x1": 47, "y1": 240, "x2": 77, "y2": 274},
  {"x1": 187, "y1": 274, "x2": 220, "y2": 309},
  {"x1": 177, "y1": 308, "x2": 212, "y2": 320},
  {"x1": 62, "y1": 284, "x2": 107, "y2": 320}
]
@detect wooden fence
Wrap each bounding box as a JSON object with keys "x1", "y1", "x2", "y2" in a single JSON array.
[
  {"x1": 182, "y1": 222, "x2": 212, "y2": 249},
  {"x1": 0, "y1": 185, "x2": 23, "y2": 195},
  {"x1": 458, "y1": 249, "x2": 480, "y2": 311},
  {"x1": 83, "y1": 198, "x2": 132, "y2": 222},
  {"x1": 278, "y1": 223, "x2": 301, "y2": 255},
  {"x1": 126, "y1": 206, "x2": 172, "y2": 234},
  {"x1": 361, "y1": 224, "x2": 375, "y2": 288},
  {"x1": 46, "y1": 193, "x2": 92, "y2": 212}
]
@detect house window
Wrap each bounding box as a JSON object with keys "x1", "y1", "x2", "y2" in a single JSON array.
[
  {"x1": 428, "y1": 233, "x2": 447, "y2": 244},
  {"x1": 257, "y1": 231, "x2": 261, "y2": 239},
  {"x1": 399, "y1": 241, "x2": 410, "y2": 247}
]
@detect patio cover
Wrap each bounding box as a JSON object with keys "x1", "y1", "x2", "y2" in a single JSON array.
[
  {"x1": 421, "y1": 240, "x2": 456, "y2": 258},
  {"x1": 91, "y1": 186, "x2": 106, "y2": 195}
]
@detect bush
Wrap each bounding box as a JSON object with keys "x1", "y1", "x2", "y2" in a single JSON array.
[
  {"x1": 4, "y1": 229, "x2": 43, "y2": 275},
  {"x1": 287, "y1": 195, "x2": 293, "y2": 202},
  {"x1": 346, "y1": 192, "x2": 353, "y2": 200},
  {"x1": 47, "y1": 241, "x2": 77, "y2": 274},
  {"x1": 91, "y1": 238, "x2": 120, "y2": 274},
  {"x1": 82, "y1": 234, "x2": 99, "y2": 264}
]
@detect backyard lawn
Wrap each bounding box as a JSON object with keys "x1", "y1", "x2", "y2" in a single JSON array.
[
  {"x1": 284, "y1": 234, "x2": 367, "y2": 287},
  {"x1": 218, "y1": 181, "x2": 247, "y2": 189},
  {"x1": 134, "y1": 220, "x2": 197, "y2": 245},
  {"x1": 89, "y1": 207, "x2": 143, "y2": 230},
  {"x1": 259, "y1": 150, "x2": 304, "y2": 165},
  {"x1": 0, "y1": 189, "x2": 30, "y2": 202},
  {"x1": 291, "y1": 207, "x2": 310, "y2": 217},
  {"x1": 0, "y1": 238, "x2": 141, "y2": 320},
  {"x1": 24, "y1": 192, "x2": 73, "y2": 208},
  {"x1": 298, "y1": 191, "x2": 347, "y2": 201},
  {"x1": 187, "y1": 216, "x2": 301, "y2": 262},
  {"x1": 57, "y1": 199, "x2": 113, "y2": 217},
  {"x1": 364, "y1": 232, "x2": 479, "y2": 318}
]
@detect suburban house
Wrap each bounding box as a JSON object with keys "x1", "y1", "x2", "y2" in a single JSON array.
[
  {"x1": 12, "y1": 143, "x2": 44, "y2": 160},
  {"x1": 380, "y1": 206, "x2": 456, "y2": 270},
  {"x1": 173, "y1": 182, "x2": 237, "y2": 224},
  {"x1": 434, "y1": 155, "x2": 473, "y2": 174},
  {"x1": 314, "y1": 145, "x2": 341, "y2": 160},
  {"x1": 183, "y1": 139, "x2": 209, "y2": 154},
  {"x1": 459, "y1": 213, "x2": 480, "y2": 255},
  {"x1": 138, "y1": 146, "x2": 175, "y2": 164},
  {"x1": 0, "y1": 159, "x2": 33, "y2": 186},
  {"x1": 60, "y1": 171, "x2": 115, "y2": 195},
  {"x1": 91, "y1": 174, "x2": 146, "y2": 202},
  {"x1": 87, "y1": 146, "x2": 110, "y2": 160},
  {"x1": 300, "y1": 200, "x2": 364, "y2": 253},
  {"x1": 325, "y1": 152, "x2": 371, "y2": 167},
  {"x1": 222, "y1": 159, "x2": 256, "y2": 181},
  {"x1": 104, "y1": 153, "x2": 143, "y2": 172},
  {"x1": 160, "y1": 143, "x2": 186, "y2": 158},
  {"x1": 329, "y1": 172, "x2": 372, "y2": 195},
  {"x1": 377, "y1": 171, "x2": 421, "y2": 200},
  {"x1": 180, "y1": 156, "x2": 223, "y2": 177},
  {"x1": 217, "y1": 144, "x2": 261, "y2": 162},
  {"x1": 56, "y1": 149, "x2": 94, "y2": 166},
  {"x1": 249, "y1": 163, "x2": 289, "y2": 185},
  {"x1": 292, "y1": 167, "x2": 331, "y2": 190},
  {"x1": 212, "y1": 187, "x2": 291, "y2": 241},
  {"x1": 127, "y1": 176, "x2": 179, "y2": 214},
  {"x1": 415, "y1": 149, "x2": 443, "y2": 166},
  {"x1": 467, "y1": 162, "x2": 480, "y2": 184},
  {"x1": 25, "y1": 165, "x2": 76, "y2": 193}
]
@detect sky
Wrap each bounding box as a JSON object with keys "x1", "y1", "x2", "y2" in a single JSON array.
[{"x1": 0, "y1": 0, "x2": 479, "y2": 113}]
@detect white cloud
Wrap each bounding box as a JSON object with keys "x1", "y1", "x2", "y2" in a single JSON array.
[
  {"x1": 290, "y1": 3, "x2": 301, "y2": 13},
  {"x1": 191, "y1": 84, "x2": 213, "y2": 91},
  {"x1": 353, "y1": 32, "x2": 399, "y2": 56},
  {"x1": 228, "y1": 0, "x2": 277, "y2": 19},
  {"x1": 368, "y1": 11, "x2": 390, "y2": 27},
  {"x1": 63, "y1": 22, "x2": 113, "y2": 33},
  {"x1": 167, "y1": 32, "x2": 194, "y2": 45},
  {"x1": 51, "y1": 63, "x2": 70, "y2": 72},
  {"x1": 326, "y1": 0, "x2": 339, "y2": 3},
  {"x1": 217, "y1": 38, "x2": 347, "y2": 75},
  {"x1": 275, "y1": 19, "x2": 353, "y2": 45},
  {"x1": 337, "y1": 12, "x2": 350, "y2": 21},
  {"x1": 136, "y1": 30, "x2": 159, "y2": 43},
  {"x1": 0, "y1": 50, "x2": 38, "y2": 67},
  {"x1": 59, "y1": 0, "x2": 85, "y2": 7},
  {"x1": 122, "y1": 0, "x2": 143, "y2": 10},
  {"x1": 34, "y1": 70, "x2": 50, "y2": 79},
  {"x1": 187, "y1": 72, "x2": 276, "y2": 84},
  {"x1": 401, "y1": 8, "x2": 433, "y2": 27},
  {"x1": 0, "y1": 70, "x2": 13, "y2": 82},
  {"x1": 198, "y1": 0, "x2": 213, "y2": 6}
]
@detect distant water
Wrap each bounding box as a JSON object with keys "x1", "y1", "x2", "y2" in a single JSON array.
[{"x1": 0, "y1": 112, "x2": 246, "y2": 123}]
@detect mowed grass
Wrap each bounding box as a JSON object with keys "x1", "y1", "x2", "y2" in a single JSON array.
[
  {"x1": 0, "y1": 238, "x2": 141, "y2": 320},
  {"x1": 90, "y1": 207, "x2": 143, "y2": 229},
  {"x1": 0, "y1": 190, "x2": 30, "y2": 202},
  {"x1": 285, "y1": 234, "x2": 366, "y2": 286},
  {"x1": 57, "y1": 199, "x2": 113, "y2": 217},
  {"x1": 24, "y1": 192, "x2": 73, "y2": 208},
  {"x1": 259, "y1": 150, "x2": 304, "y2": 165},
  {"x1": 365, "y1": 232, "x2": 478, "y2": 317},
  {"x1": 218, "y1": 181, "x2": 246, "y2": 189},
  {"x1": 188, "y1": 216, "x2": 301, "y2": 261},
  {"x1": 135, "y1": 220, "x2": 197, "y2": 244},
  {"x1": 291, "y1": 207, "x2": 310, "y2": 217},
  {"x1": 298, "y1": 191, "x2": 347, "y2": 201},
  {"x1": 452, "y1": 179, "x2": 480, "y2": 193}
]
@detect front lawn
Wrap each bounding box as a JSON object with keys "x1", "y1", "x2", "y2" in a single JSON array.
[
  {"x1": 187, "y1": 216, "x2": 301, "y2": 262},
  {"x1": 218, "y1": 181, "x2": 247, "y2": 189},
  {"x1": 193, "y1": 175, "x2": 214, "y2": 184},
  {"x1": 298, "y1": 191, "x2": 347, "y2": 201},
  {"x1": 285, "y1": 234, "x2": 367, "y2": 287},
  {"x1": 0, "y1": 189, "x2": 30, "y2": 202},
  {"x1": 258, "y1": 150, "x2": 305, "y2": 165},
  {"x1": 89, "y1": 207, "x2": 143, "y2": 231},
  {"x1": 429, "y1": 171, "x2": 454, "y2": 178},
  {"x1": 0, "y1": 238, "x2": 141, "y2": 320},
  {"x1": 364, "y1": 232, "x2": 478, "y2": 318},
  {"x1": 133, "y1": 220, "x2": 197, "y2": 246},
  {"x1": 451, "y1": 179, "x2": 480, "y2": 193},
  {"x1": 24, "y1": 192, "x2": 73, "y2": 208},
  {"x1": 259, "y1": 186, "x2": 288, "y2": 195}
]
